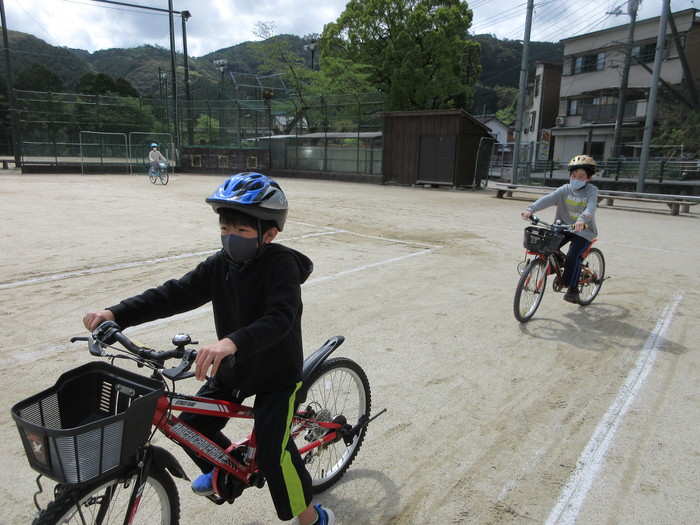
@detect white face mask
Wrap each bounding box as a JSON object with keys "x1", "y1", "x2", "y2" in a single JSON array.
[{"x1": 570, "y1": 178, "x2": 587, "y2": 190}]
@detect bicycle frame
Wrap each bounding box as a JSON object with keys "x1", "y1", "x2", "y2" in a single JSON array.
[
  {"x1": 514, "y1": 215, "x2": 606, "y2": 322},
  {"x1": 153, "y1": 391, "x2": 344, "y2": 491}
]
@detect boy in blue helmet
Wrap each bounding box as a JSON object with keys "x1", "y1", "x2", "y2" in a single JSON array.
[
  {"x1": 521, "y1": 155, "x2": 599, "y2": 304},
  {"x1": 83, "y1": 173, "x2": 335, "y2": 525}
]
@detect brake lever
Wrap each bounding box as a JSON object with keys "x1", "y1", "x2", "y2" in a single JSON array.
[
  {"x1": 71, "y1": 335, "x2": 107, "y2": 356},
  {"x1": 162, "y1": 348, "x2": 196, "y2": 381}
]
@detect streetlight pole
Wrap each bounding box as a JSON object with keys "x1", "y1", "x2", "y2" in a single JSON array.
[
  {"x1": 213, "y1": 59, "x2": 227, "y2": 145},
  {"x1": 304, "y1": 39, "x2": 317, "y2": 71},
  {"x1": 89, "y1": 0, "x2": 190, "y2": 148},
  {"x1": 181, "y1": 10, "x2": 193, "y2": 145},
  {"x1": 167, "y1": 0, "x2": 179, "y2": 148}
]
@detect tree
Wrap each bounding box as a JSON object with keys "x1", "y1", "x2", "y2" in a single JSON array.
[
  {"x1": 76, "y1": 73, "x2": 139, "y2": 97},
  {"x1": 15, "y1": 62, "x2": 65, "y2": 92},
  {"x1": 321, "y1": 0, "x2": 480, "y2": 111},
  {"x1": 194, "y1": 114, "x2": 220, "y2": 145}
]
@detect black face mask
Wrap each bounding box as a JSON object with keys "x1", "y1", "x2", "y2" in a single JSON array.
[{"x1": 221, "y1": 234, "x2": 259, "y2": 263}]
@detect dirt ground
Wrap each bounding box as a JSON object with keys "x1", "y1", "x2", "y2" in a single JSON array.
[{"x1": 1, "y1": 172, "x2": 699, "y2": 524}]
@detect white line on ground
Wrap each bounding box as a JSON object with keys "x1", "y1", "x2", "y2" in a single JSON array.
[
  {"x1": 4, "y1": 224, "x2": 441, "y2": 365},
  {"x1": 545, "y1": 291, "x2": 683, "y2": 525},
  {"x1": 0, "y1": 228, "x2": 341, "y2": 290}
]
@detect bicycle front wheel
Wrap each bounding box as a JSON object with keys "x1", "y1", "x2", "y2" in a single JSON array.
[
  {"x1": 32, "y1": 466, "x2": 179, "y2": 525},
  {"x1": 148, "y1": 168, "x2": 158, "y2": 183},
  {"x1": 159, "y1": 170, "x2": 169, "y2": 185},
  {"x1": 294, "y1": 357, "x2": 371, "y2": 493},
  {"x1": 577, "y1": 247, "x2": 605, "y2": 305},
  {"x1": 514, "y1": 258, "x2": 548, "y2": 322}
]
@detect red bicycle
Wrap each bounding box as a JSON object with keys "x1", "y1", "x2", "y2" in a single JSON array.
[
  {"x1": 513, "y1": 216, "x2": 606, "y2": 322},
  {"x1": 12, "y1": 321, "x2": 383, "y2": 525}
]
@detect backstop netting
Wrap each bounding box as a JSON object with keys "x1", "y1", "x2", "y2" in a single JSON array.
[
  {"x1": 129, "y1": 133, "x2": 175, "y2": 175},
  {"x1": 79, "y1": 132, "x2": 129, "y2": 174}
]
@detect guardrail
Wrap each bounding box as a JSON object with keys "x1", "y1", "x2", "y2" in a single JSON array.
[{"x1": 492, "y1": 182, "x2": 700, "y2": 216}]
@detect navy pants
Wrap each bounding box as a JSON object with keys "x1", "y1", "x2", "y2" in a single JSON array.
[{"x1": 558, "y1": 232, "x2": 591, "y2": 292}]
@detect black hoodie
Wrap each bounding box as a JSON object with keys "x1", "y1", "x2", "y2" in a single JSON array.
[{"x1": 107, "y1": 244, "x2": 313, "y2": 394}]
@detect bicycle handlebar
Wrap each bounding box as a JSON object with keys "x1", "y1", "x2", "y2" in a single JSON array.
[
  {"x1": 71, "y1": 320, "x2": 235, "y2": 382},
  {"x1": 526, "y1": 215, "x2": 587, "y2": 231}
]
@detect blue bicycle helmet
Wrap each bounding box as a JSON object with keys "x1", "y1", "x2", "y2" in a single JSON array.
[
  {"x1": 151, "y1": 143, "x2": 158, "y2": 147},
  {"x1": 206, "y1": 172, "x2": 288, "y2": 231}
]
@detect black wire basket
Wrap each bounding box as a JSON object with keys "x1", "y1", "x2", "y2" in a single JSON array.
[
  {"x1": 11, "y1": 361, "x2": 164, "y2": 486},
  {"x1": 523, "y1": 226, "x2": 564, "y2": 254}
]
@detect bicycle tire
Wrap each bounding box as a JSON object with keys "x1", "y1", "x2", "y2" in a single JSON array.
[
  {"x1": 293, "y1": 357, "x2": 371, "y2": 493},
  {"x1": 577, "y1": 247, "x2": 605, "y2": 306},
  {"x1": 159, "y1": 170, "x2": 169, "y2": 185},
  {"x1": 513, "y1": 258, "x2": 548, "y2": 322},
  {"x1": 32, "y1": 466, "x2": 179, "y2": 525},
  {"x1": 148, "y1": 168, "x2": 158, "y2": 184}
]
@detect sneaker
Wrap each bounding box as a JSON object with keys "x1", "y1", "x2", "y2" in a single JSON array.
[
  {"x1": 563, "y1": 290, "x2": 580, "y2": 304},
  {"x1": 313, "y1": 503, "x2": 336, "y2": 525},
  {"x1": 191, "y1": 470, "x2": 215, "y2": 496}
]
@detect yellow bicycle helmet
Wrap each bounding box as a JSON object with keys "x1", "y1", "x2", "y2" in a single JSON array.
[{"x1": 567, "y1": 155, "x2": 597, "y2": 175}]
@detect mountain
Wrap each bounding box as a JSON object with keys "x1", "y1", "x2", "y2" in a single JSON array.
[
  {"x1": 1, "y1": 29, "x2": 562, "y2": 104},
  {"x1": 3, "y1": 30, "x2": 96, "y2": 91},
  {"x1": 473, "y1": 35, "x2": 564, "y2": 89}
]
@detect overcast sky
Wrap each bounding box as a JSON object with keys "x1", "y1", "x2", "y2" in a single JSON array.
[{"x1": 2, "y1": 0, "x2": 697, "y2": 57}]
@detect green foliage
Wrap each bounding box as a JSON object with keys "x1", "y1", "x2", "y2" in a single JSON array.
[
  {"x1": 468, "y1": 34, "x2": 563, "y2": 115},
  {"x1": 76, "y1": 73, "x2": 139, "y2": 97},
  {"x1": 492, "y1": 86, "x2": 518, "y2": 124},
  {"x1": 15, "y1": 62, "x2": 66, "y2": 92},
  {"x1": 321, "y1": 0, "x2": 480, "y2": 111},
  {"x1": 652, "y1": 99, "x2": 700, "y2": 158},
  {"x1": 194, "y1": 114, "x2": 220, "y2": 145},
  {"x1": 4, "y1": 30, "x2": 94, "y2": 91}
]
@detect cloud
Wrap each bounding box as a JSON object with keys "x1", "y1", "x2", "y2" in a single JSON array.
[{"x1": 3, "y1": 0, "x2": 697, "y2": 57}]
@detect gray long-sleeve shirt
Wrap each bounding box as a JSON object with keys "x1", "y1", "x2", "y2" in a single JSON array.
[{"x1": 526, "y1": 182, "x2": 599, "y2": 241}]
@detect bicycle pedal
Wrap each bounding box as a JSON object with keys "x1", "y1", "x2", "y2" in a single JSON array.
[{"x1": 206, "y1": 493, "x2": 226, "y2": 505}]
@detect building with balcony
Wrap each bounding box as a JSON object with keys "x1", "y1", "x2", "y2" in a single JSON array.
[
  {"x1": 549, "y1": 8, "x2": 700, "y2": 164},
  {"x1": 521, "y1": 62, "x2": 562, "y2": 163}
]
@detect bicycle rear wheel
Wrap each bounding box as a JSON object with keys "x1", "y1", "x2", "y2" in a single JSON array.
[
  {"x1": 513, "y1": 258, "x2": 548, "y2": 322},
  {"x1": 159, "y1": 169, "x2": 169, "y2": 185},
  {"x1": 293, "y1": 357, "x2": 371, "y2": 493},
  {"x1": 577, "y1": 247, "x2": 605, "y2": 305},
  {"x1": 32, "y1": 466, "x2": 179, "y2": 525}
]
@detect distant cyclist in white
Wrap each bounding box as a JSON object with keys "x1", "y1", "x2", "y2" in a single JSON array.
[{"x1": 149, "y1": 143, "x2": 167, "y2": 171}]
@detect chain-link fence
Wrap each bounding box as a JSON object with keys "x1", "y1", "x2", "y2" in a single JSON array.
[{"x1": 8, "y1": 89, "x2": 385, "y2": 175}]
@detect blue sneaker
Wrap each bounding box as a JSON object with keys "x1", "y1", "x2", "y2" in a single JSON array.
[
  {"x1": 313, "y1": 503, "x2": 335, "y2": 525},
  {"x1": 191, "y1": 470, "x2": 214, "y2": 496}
]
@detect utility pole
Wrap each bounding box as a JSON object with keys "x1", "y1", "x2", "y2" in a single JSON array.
[
  {"x1": 611, "y1": 0, "x2": 639, "y2": 159},
  {"x1": 0, "y1": 0, "x2": 21, "y2": 167},
  {"x1": 637, "y1": 0, "x2": 670, "y2": 192},
  {"x1": 511, "y1": 0, "x2": 534, "y2": 183}
]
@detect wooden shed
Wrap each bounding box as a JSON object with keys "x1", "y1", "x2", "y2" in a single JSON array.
[{"x1": 383, "y1": 109, "x2": 493, "y2": 187}]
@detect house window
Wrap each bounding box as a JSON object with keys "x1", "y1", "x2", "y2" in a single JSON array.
[
  {"x1": 573, "y1": 52, "x2": 606, "y2": 74},
  {"x1": 568, "y1": 97, "x2": 596, "y2": 116},
  {"x1": 529, "y1": 112, "x2": 537, "y2": 132},
  {"x1": 632, "y1": 41, "x2": 657, "y2": 63}
]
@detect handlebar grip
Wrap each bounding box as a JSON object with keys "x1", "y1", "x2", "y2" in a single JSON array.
[
  {"x1": 220, "y1": 354, "x2": 236, "y2": 368},
  {"x1": 93, "y1": 320, "x2": 122, "y2": 345}
]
